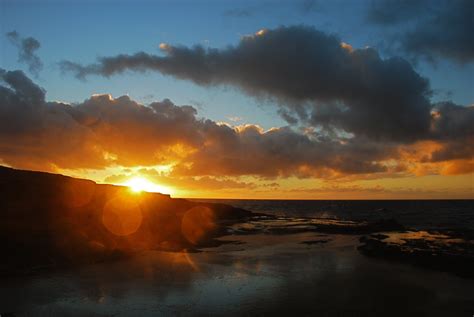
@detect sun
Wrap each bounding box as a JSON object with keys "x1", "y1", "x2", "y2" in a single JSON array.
[{"x1": 123, "y1": 176, "x2": 173, "y2": 195}]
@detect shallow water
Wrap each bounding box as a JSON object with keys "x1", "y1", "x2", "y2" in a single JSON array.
[{"x1": 1, "y1": 232, "x2": 473, "y2": 316}]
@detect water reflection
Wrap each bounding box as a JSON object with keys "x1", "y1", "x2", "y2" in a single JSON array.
[{"x1": 2, "y1": 233, "x2": 474, "y2": 316}]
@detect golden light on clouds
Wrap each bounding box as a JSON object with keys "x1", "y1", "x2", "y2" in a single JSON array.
[
  {"x1": 123, "y1": 176, "x2": 174, "y2": 195},
  {"x1": 159, "y1": 42, "x2": 172, "y2": 52},
  {"x1": 1, "y1": 60, "x2": 471, "y2": 200},
  {"x1": 340, "y1": 41, "x2": 353, "y2": 52}
]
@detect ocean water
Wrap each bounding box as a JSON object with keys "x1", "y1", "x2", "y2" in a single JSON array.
[
  {"x1": 193, "y1": 199, "x2": 474, "y2": 230},
  {"x1": 2, "y1": 199, "x2": 474, "y2": 315}
]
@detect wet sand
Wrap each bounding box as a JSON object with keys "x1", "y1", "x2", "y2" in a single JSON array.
[{"x1": 1, "y1": 232, "x2": 473, "y2": 316}]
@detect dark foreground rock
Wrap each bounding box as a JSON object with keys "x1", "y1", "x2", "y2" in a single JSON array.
[
  {"x1": 300, "y1": 239, "x2": 331, "y2": 245},
  {"x1": 0, "y1": 166, "x2": 253, "y2": 276},
  {"x1": 358, "y1": 230, "x2": 474, "y2": 278}
]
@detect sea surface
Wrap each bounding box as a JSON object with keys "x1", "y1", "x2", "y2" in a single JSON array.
[
  {"x1": 2, "y1": 232, "x2": 474, "y2": 316},
  {"x1": 193, "y1": 199, "x2": 474, "y2": 230},
  {"x1": 2, "y1": 199, "x2": 474, "y2": 316}
]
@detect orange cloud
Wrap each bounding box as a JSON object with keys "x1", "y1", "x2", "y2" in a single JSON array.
[
  {"x1": 0, "y1": 69, "x2": 472, "y2": 200},
  {"x1": 440, "y1": 159, "x2": 474, "y2": 175}
]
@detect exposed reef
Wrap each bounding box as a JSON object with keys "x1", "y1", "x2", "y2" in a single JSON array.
[
  {"x1": 228, "y1": 214, "x2": 474, "y2": 278},
  {"x1": 228, "y1": 215, "x2": 406, "y2": 235},
  {"x1": 358, "y1": 230, "x2": 474, "y2": 278}
]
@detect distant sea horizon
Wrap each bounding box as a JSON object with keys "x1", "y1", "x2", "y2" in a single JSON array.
[
  {"x1": 189, "y1": 198, "x2": 473, "y2": 201},
  {"x1": 191, "y1": 198, "x2": 474, "y2": 230}
]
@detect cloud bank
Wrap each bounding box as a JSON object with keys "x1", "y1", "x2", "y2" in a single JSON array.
[
  {"x1": 60, "y1": 25, "x2": 472, "y2": 147},
  {"x1": 1, "y1": 68, "x2": 472, "y2": 182}
]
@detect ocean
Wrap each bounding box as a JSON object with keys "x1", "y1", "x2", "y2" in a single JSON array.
[
  {"x1": 193, "y1": 199, "x2": 474, "y2": 230},
  {"x1": 2, "y1": 199, "x2": 473, "y2": 315}
]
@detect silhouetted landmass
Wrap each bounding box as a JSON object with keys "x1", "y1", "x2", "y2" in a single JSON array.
[{"x1": 0, "y1": 166, "x2": 252, "y2": 276}]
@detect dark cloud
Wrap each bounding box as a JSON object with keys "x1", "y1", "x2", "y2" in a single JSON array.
[
  {"x1": 367, "y1": 0, "x2": 474, "y2": 63},
  {"x1": 429, "y1": 140, "x2": 473, "y2": 163},
  {"x1": 6, "y1": 31, "x2": 43, "y2": 77},
  {"x1": 172, "y1": 124, "x2": 393, "y2": 178},
  {"x1": 366, "y1": 0, "x2": 428, "y2": 25},
  {"x1": 402, "y1": 0, "x2": 473, "y2": 63},
  {"x1": 1, "y1": 69, "x2": 472, "y2": 178},
  {"x1": 0, "y1": 68, "x2": 397, "y2": 178},
  {"x1": 56, "y1": 25, "x2": 473, "y2": 177},
  {"x1": 0, "y1": 69, "x2": 101, "y2": 170},
  {"x1": 423, "y1": 102, "x2": 474, "y2": 163},
  {"x1": 430, "y1": 102, "x2": 474, "y2": 140},
  {"x1": 0, "y1": 69, "x2": 203, "y2": 170},
  {"x1": 60, "y1": 25, "x2": 434, "y2": 142}
]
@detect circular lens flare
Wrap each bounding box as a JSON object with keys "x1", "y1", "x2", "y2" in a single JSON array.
[
  {"x1": 102, "y1": 195, "x2": 142, "y2": 236},
  {"x1": 181, "y1": 206, "x2": 216, "y2": 245}
]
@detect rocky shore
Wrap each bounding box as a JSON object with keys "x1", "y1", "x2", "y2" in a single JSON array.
[{"x1": 1, "y1": 166, "x2": 472, "y2": 280}]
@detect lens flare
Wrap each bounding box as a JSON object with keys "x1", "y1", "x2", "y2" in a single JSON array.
[
  {"x1": 181, "y1": 206, "x2": 216, "y2": 245},
  {"x1": 102, "y1": 195, "x2": 142, "y2": 236}
]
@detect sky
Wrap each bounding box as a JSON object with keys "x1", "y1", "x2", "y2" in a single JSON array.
[{"x1": 0, "y1": 0, "x2": 473, "y2": 199}]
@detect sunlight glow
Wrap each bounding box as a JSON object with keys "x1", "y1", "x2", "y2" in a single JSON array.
[
  {"x1": 123, "y1": 176, "x2": 173, "y2": 195},
  {"x1": 340, "y1": 41, "x2": 353, "y2": 52}
]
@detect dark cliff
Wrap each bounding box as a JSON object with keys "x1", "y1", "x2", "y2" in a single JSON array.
[{"x1": 0, "y1": 166, "x2": 252, "y2": 275}]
